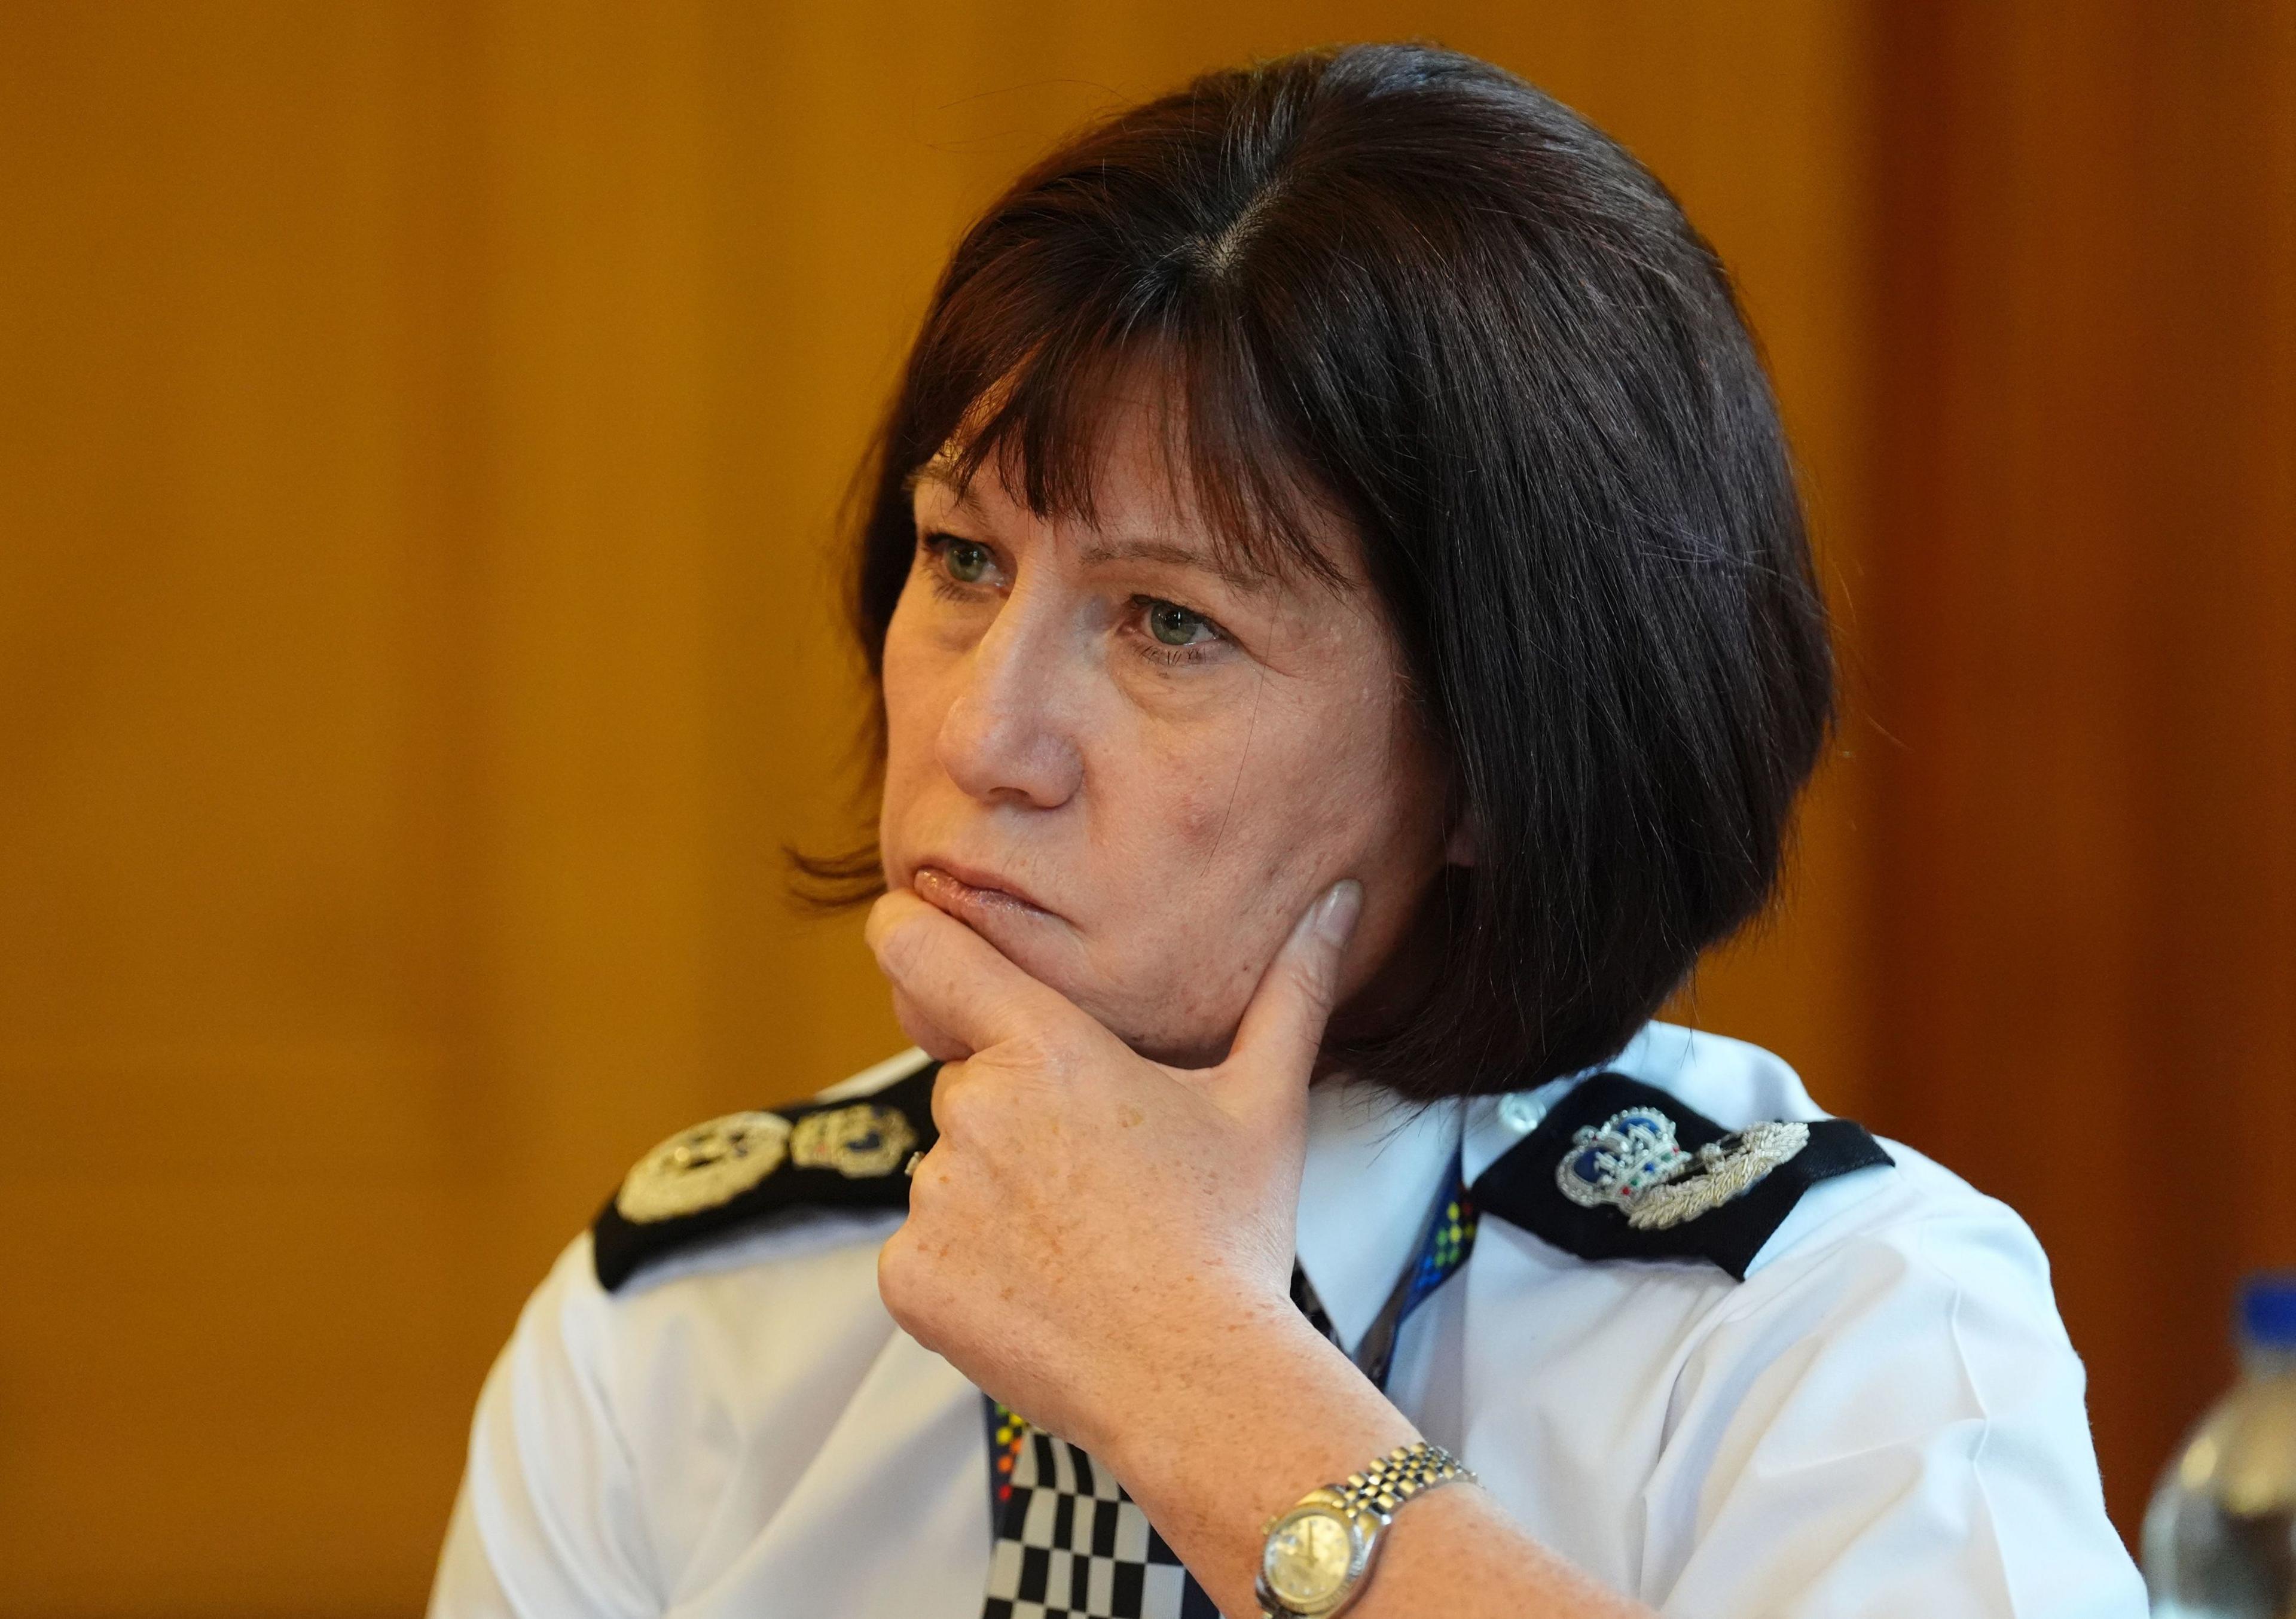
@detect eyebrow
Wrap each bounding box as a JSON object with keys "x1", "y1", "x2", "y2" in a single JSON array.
[
  {"x1": 907, "y1": 465, "x2": 1279, "y2": 598},
  {"x1": 903, "y1": 463, "x2": 979, "y2": 505},
  {"x1": 1074, "y1": 536, "x2": 1275, "y2": 596}
]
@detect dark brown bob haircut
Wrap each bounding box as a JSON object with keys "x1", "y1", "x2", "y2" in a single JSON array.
[{"x1": 813, "y1": 42, "x2": 1833, "y2": 1102}]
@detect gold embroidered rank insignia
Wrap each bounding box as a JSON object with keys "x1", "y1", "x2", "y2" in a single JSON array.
[
  {"x1": 590, "y1": 1056, "x2": 944, "y2": 1292},
  {"x1": 615, "y1": 1110, "x2": 792, "y2": 1224},
  {"x1": 789, "y1": 1103, "x2": 918, "y2": 1178}
]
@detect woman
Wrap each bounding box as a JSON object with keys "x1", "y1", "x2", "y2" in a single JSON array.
[{"x1": 430, "y1": 44, "x2": 2145, "y2": 1618}]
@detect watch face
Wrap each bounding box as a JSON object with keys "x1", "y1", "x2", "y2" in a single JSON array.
[{"x1": 1262, "y1": 1505, "x2": 1361, "y2": 1611}]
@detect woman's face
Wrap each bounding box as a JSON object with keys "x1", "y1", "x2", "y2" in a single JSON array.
[{"x1": 878, "y1": 397, "x2": 1460, "y2": 1068}]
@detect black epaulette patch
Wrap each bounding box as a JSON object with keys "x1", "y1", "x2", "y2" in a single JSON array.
[
  {"x1": 1469, "y1": 1072, "x2": 1892, "y2": 1280},
  {"x1": 591, "y1": 1058, "x2": 941, "y2": 1292}
]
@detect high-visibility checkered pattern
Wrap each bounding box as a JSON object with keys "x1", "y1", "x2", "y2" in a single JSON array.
[{"x1": 980, "y1": 1422, "x2": 1216, "y2": 1619}]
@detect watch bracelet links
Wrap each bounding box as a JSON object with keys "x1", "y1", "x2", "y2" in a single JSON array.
[
  {"x1": 1337, "y1": 1440, "x2": 1474, "y2": 1526},
  {"x1": 1255, "y1": 1441, "x2": 1476, "y2": 1619}
]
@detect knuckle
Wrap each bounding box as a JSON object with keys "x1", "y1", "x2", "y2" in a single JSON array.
[
  {"x1": 1007, "y1": 1026, "x2": 1079, "y2": 1085},
  {"x1": 930, "y1": 1059, "x2": 1000, "y2": 1141},
  {"x1": 875, "y1": 1233, "x2": 946, "y2": 1352},
  {"x1": 875, "y1": 1234, "x2": 923, "y2": 1325},
  {"x1": 869, "y1": 913, "x2": 928, "y2": 977},
  {"x1": 861, "y1": 892, "x2": 902, "y2": 948},
  {"x1": 867, "y1": 897, "x2": 942, "y2": 977}
]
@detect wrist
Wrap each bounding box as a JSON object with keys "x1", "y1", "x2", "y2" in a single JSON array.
[
  {"x1": 1061, "y1": 1269, "x2": 1302, "y2": 1455},
  {"x1": 1256, "y1": 1440, "x2": 1476, "y2": 1617},
  {"x1": 1091, "y1": 1286, "x2": 1342, "y2": 1469},
  {"x1": 1094, "y1": 1305, "x2": 1422, "y2": 1617}
]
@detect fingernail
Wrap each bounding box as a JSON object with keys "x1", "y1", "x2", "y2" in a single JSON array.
[{"x1": 1314, "y1": 880, "x2": 1364, "y2": 947}]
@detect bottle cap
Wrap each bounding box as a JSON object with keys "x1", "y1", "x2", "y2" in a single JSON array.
[{"x1": 2240, "y1": 1274, "x2": 2296, "y2": 1349}]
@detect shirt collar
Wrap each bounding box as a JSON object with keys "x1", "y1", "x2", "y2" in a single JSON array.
[
  {"x1": 1287, "y1": 1023, "x2": 1796, "y2": 1355},
  {"x1": 1296, "y1": 1022, "x2": 1732, "y2": 1352},
  {"x1": 1293, "y1": 1082, "x2": 1464, "y2": 1357},
  {"x1": 1457, "y1": 1019, "x2": 1803, "y2": 1185}
]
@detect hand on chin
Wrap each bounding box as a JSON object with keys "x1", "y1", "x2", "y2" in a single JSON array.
[
  {"x1": 890, "y1": 934, "x2": 1215, "y2": 1069},
  {"x1": 890, "y1": 984, "x2": 976, "y2": 1064},
  {"x1": 863, "y1": 877, "x2": 1363, "y2": 1459}
]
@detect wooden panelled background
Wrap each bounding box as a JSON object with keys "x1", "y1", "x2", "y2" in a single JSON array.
[
  {"x1": 0, "y1": 2, "x2": 2285, "y2": 1612},
  {"x1": 1863, "y1": 0, "x2": 2296, "y2": 1550}
]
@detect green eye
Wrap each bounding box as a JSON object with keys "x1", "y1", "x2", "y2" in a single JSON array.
[
  {"x1": 1147, "y1": 600, "x2": 1214, "y2": 647},
  {"x1": 944, "y1": 541, "x2": 992, "y2": 584}
]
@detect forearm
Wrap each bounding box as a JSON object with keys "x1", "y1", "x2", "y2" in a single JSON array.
[{"x1": 1096, "y1": 1302, "x2": 1648, "y2": 1619}]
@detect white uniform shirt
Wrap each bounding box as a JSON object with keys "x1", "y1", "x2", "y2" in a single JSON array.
[{"x1": 429, "y1": 1024, "x2": 2147, "y2": 1618}]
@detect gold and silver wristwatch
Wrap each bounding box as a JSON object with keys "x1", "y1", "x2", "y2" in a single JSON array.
[{"x1": 1254, "y1": 1440, "x2": 1474, "y2": 1617}]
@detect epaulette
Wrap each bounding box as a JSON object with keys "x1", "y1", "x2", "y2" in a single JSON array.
[
  {"x1": 592, "y1": 1057, "x2": 941, "y2": 1291},
  {"x1": 1469, "y1": 1072, "x2": 1892, "y2": 1279}
]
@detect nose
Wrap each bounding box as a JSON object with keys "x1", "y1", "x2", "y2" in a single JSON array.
[{"x1": 935, "y1": 595, "x2": 1084, "y2": 809}]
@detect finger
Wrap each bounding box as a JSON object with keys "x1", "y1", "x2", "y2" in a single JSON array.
[
  {"x1": 1221, "y1": 879, "x2": 1363, "y2": 1106},
  {"x1": 865, "y1": 888, "x2": 1087, "y2": 1057},
  {"x1": 887, "y1": 980, "x2": 973, "y2": 1064}
]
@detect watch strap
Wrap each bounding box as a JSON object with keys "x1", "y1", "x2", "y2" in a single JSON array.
[
  {"x1": 1256, "y1": 1441, "x2": 1474, "y2": 1617},
  {"x1": 1333, "y1": 1440, "x2": 1471, "y2": 1526}
]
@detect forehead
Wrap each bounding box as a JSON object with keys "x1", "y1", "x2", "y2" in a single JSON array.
[{"x1": 911, "y1": 386, "x2": 1198, "y2": 527}]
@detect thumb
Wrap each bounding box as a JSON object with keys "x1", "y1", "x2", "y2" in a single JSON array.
[{"x1": 1220, "y1": 880, "x2": 1364, "y2": 1111}]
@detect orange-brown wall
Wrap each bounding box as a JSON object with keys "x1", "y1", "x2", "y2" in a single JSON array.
[
  {"x1": 1862, "y1": 0, "x2": 2296, "y2": 1539},
  {"x1": 0, "y1": 3, "x2": 2285, "y2": 1613}
]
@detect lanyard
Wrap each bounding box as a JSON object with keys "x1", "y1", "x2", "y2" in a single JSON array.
[{"x1": 1291, "y1": 1152, "x2": 1479, "y2": 1393}]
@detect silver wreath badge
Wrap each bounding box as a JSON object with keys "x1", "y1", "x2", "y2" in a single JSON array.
[{"x1": 1556, "y1": 1105, "x2": 1809, "y2": 1231}]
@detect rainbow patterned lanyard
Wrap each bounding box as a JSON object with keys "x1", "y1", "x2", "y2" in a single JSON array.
[{"x1": 1294, "y1": 1164, "x2": 1480, "y2": 1392}]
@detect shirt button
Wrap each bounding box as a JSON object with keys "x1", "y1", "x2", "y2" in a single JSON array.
[{"x1": 1498, "y1": 1093, "x2": 1547, "y2": 1134}]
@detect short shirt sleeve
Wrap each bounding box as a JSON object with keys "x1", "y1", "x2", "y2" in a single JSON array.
[
  {"x1": 1645, "y1": 1195, "x2": 2146, "y2": 1617},
  {"x1": 428, "y1": 1237, "x2": 664, "y2": 1619}
]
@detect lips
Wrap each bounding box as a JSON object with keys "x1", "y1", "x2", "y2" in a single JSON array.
[{"x1": 911, "y1": 859, "x2": 1060, "y2": 925}]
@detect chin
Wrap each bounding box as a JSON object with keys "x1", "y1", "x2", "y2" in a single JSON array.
[{"x1": 1079, "y1": 992, "x2": 1239, "y2": 1069}]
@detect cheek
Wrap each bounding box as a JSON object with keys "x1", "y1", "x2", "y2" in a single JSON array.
[
  {"x1": 1098, "y1": 754, "x2": 1364, "y2": 1059},
  {"x1": 1217, "y1": 703, "x2": 1397, "y2": 864},
  {"x1": 1166, "y1": 681, "x2": 1442, "y2": 947},
  {"x1": 881, "y1": 597, "x2": 935, "y2": 730},
  {"x1": 1109, "y1": 713, "x2": 1298, "y2": 877},
  {"x1": 879, "y1": 602, "x2": 951, "y2": 814},
  {"x1": 1113, "y1": 705, "x2": 1365, "y2": 943},
  {"x1": 1169, "y1": 770, "x2": 1241, "y2": 853}
]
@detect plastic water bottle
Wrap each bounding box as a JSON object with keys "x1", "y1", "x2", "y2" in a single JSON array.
[{"x1": 2144, "y1": 1275, "x2": 2296, "y2": 1616}]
